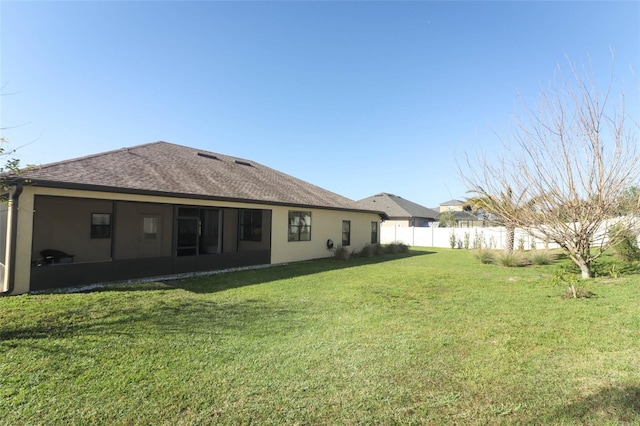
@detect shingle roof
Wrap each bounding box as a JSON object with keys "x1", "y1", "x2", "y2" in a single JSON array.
[
  {"x1": 437, "y1": 210, "x2": 481, "y2": 221},
  {"x1": 17, "y1": 141, "x2": 382, "y2": 213},
  {"x1": 439, "y1": 199, "x2": 465, "y2": 206},
  {"x1": 357, "y1": 193, "x2": 438, "y2": 220}
]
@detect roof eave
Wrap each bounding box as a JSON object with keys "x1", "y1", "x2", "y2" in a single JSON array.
[{"x1": 23, "y1": 179, "x2": 388, "y2": 217}]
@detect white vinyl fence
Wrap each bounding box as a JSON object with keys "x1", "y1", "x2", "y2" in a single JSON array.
[
  {"x1": 381, "y1": 226, "x2": 560, "y2": 250},
  {"x1": 381, "y1": 216, "x2": 640, "y2": 250}
]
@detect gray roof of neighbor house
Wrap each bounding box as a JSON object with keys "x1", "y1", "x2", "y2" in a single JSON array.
[
  {"x1": 16, "y1": 141, "x2": 385, "y2": 214},
  {"x1": 437, "y1": 210, "x2": 481, "y2": 221},
  {"x1": 357, "y1": 193, "x2": 438, "y2": 220},
  {"x1": 439, "y1": 199, "x2": 465, "y2": 207},
  {"x1": 435, "y1": 199, "x2": 481, "y2": 221}
]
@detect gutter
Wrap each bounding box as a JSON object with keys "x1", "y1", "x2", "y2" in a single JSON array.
[{"x1": 1, "y1": 181, "x2": 23, "y2": 296}]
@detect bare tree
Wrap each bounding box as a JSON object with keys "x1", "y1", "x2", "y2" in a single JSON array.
[
  {"x1": 462, "y1": 57, "x2": 640, "y2": 279},
  {"x1": 0, "y1": 139, "x2": 25, "y2": 202},
  {"x1": 0, "y1": 86, "x2": 35, "y2": 200}
]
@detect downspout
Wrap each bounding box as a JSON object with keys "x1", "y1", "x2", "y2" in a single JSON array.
[{"x1": 1, "y1": 181, "x2": 23, "y2": 296}]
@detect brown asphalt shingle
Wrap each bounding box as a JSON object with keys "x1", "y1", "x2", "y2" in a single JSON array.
[{"x1": 20, "y1": 141, "x2": 379, "y2": 212}]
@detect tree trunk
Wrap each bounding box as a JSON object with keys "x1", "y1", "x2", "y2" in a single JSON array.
[
  {"x1": 569, "y1": 285, "x2": 577, "y2": 298},
  {"x1": 567, "y1": 249, "x2": 593, "y2": 279},
  {"x1": 579, "y1": 265, "x2": 591, "y2": 279},
  {"x1": 505, "y1": 226, "x2": 515, "y2": 255},
  {"x1": 577, "y1": 259, "x2": 592, "y2": 279}
]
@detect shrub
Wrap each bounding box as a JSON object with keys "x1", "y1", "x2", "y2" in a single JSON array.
[
  {"x1": 530, "y1": 251, "x2": 555, "y2": 265},
  {"x1": 473, "y1": 231, "x2": 486, "y2": 249},
  {"x1": 552, "y1": 268, "x2": 595, "y2": 298},
  {"x1": 384, "y1": 242, "x2": 409, "y2": 254},
  {"x1": 449, "y1": 233, "x2": 456, "y2": 249},
  {"x1": 498, "y1": 252, "x2": 528, "y2": 267},
  {"x1": 385, "y1": 243, "x2": 400, "y2": 254},
  {"x1": 489, "y1": 236, "x2": 497, "y2": 249},
  {"x1": 359, "y1": 244, "x2": 375, "y2": 258},
  {"x1": 609, "y1": 224, "x2": 640, "y2": 262},
  {"x1": 333, "y1": 245, "x2": 351, "y2": 261},
  {"x1": 591, "y1": 258, "x2": 627, "y2": 279},
  {"x1": 475, "y1": 249, "x2": 495, "y2": 264},
  {"x1": 567, "y1": 288, "x2": 596, "y2": 299},
  {"x1": 606, "y1": 263, "x2": 620, "y2": 279}
]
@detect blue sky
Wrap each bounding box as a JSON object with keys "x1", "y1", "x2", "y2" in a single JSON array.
[{"x1": 1, "y1": 1, "x2": 639, "y2": 208}]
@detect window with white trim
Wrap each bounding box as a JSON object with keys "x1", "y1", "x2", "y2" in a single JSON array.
[
  {"x1": 342, "y1": 220, "x2": 351, "y2": 246},
  {"x1": 371, "y1": 221, "x2": 378, "y2": 244},
  {"x1": 288, "y1": 211, "x2": 311, "y2": 241}
]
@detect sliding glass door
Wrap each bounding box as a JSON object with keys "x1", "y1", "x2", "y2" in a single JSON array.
[{"x1": 176, "y1": 207, "x2": 221, "y2": 256}]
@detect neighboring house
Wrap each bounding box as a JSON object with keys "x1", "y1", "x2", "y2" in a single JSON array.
[
  {"x1": 358, "y1": 193, "x2": 438, "y2": 228},
  {"x1": 0, "y1": 142, "x2": 385, "y2": 295},
  {"x1": 436, "y1": 199, "x2": 484, "y2": 227}
]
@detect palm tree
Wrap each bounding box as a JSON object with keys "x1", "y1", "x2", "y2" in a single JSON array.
[{"x1": 464, "y1": 188, "x2": 521, "y2": 255}]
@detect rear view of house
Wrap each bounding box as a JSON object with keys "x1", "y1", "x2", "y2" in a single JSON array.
[{"x1": 0, "y1": 142, "x2": 384, "y2": 295}]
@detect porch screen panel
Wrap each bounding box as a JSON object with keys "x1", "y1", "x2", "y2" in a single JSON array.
[
  {"x1": 199, "y1": 209, "x2": 220, "y2": 254},
  {"x1": 177, "y1": 217, "x2": 198, "y2": 256},
  {"x1": 240, "y1": 209, "x2": 262, "y2": 242},
  {"x1": 177, "y1": 207, "x2": 222, "y2": 256},
  {"x1": 143, "y1": 217, "x2": 159, "y2": 239}
]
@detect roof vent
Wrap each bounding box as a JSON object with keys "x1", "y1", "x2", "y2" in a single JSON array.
[
  {"x1": 197, "y1": 152, "x2": 219, "y2": 160},
  {"x1": 235, "y1": 160, "x2": 253, "y2": 167}
]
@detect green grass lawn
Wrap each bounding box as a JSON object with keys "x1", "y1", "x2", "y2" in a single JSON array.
[{"x1": 1, "y1": 248, "x2": 639, "y2": 425}]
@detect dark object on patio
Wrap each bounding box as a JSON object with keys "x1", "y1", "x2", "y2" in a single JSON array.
[{"x1": 40, "y1": 249, "x2": 75, "y2": 265}]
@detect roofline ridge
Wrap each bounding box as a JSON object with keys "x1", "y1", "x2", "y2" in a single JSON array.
[
  {"x1": 15, "y1": 141, "x2": 376, "y2": 213},
  {"x1": 24, "y1": 140, "x2": 170, "y2": 172}
]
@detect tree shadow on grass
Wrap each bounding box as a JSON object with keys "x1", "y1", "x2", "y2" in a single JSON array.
[
  {"x1": 32, "y1": 250, "x2": 436, "y2": 296},
  {"x1": 0, "y1": 295, "x2": 300, "y2": 344},
  {"x1": 552, "y1": 252, "x2": 570, "y2": 262},
  {"x1": 91, "y1": 250, "x2": 436, "y2": 293},
  {"x1": 536, "y1": 386, "x2": 640, "y2": 424},
  {"x1": 168, "y1": 250, "x2": 436, "y2": 294},
  {"x1": 619, "y1": 262, "x2": 640, "y2": 275},
  {"x1": 2, "y1": 251, "x2": 436, "y2": 342}
]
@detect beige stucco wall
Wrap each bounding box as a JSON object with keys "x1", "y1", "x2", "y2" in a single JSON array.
[
  {"x1": 381, "y1": 219, "x2": 410, "y2": 228},
  {"x1": 1, "y1": 193, "x2": 16, "y2": 293},
  {"x1": 9, "y1": 186, "x2": 381, "y2": 294},
  {"x1": 270, "y1": 206, "x2": 380, "y2": 264},
  {"x1": 12, "y1": 188, "x2": 36, "y2": 295},
  {"x1": 439, "y1": 205, "x2": 464, "y2": 212}
]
